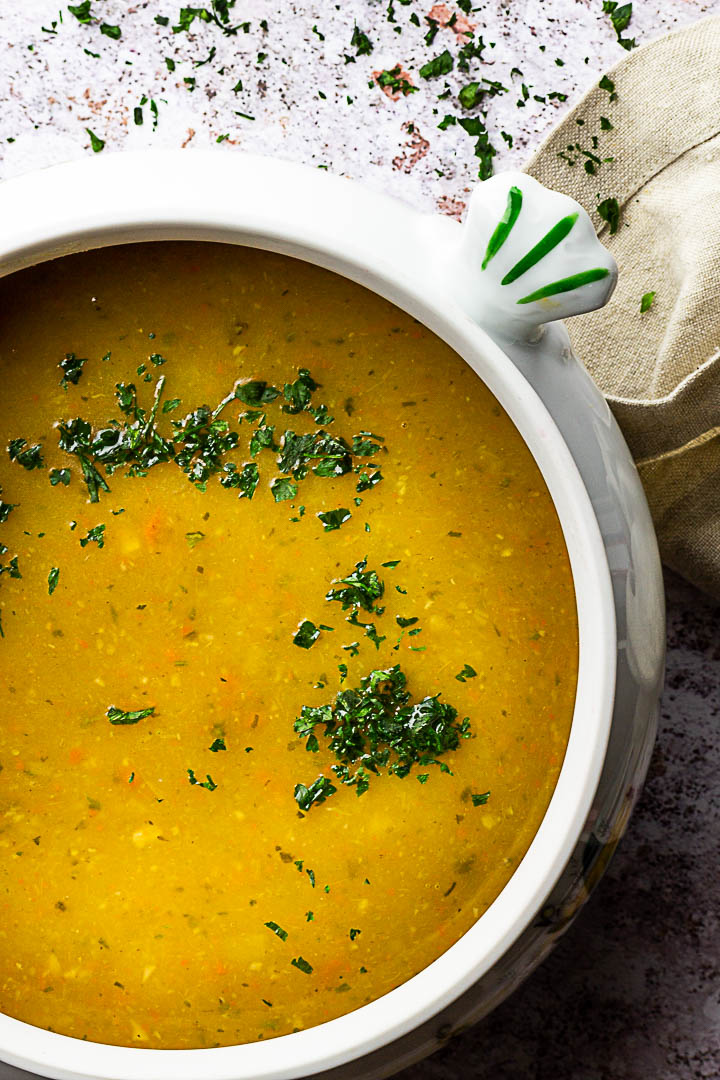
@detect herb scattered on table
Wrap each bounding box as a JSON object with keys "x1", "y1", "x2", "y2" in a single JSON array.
[
  {"x1": 640, "y1": 291, "x2": 656, "y2": 313},
  {"x1": 597, "y1": 196, "x2": 621, "y2": 234},
  {"x1": 599, "y1": 74, "x2": 618, "y2": 101},
  {"x1": 374, "y1": 66, "x2": 417, "y2": 97},
  {"x1": 86, "y1": 128, "x2": 105, "y2": 153},
  {"x1": 419, "y1": 49, "x2": 453, "y2": 80},
  {"x1": 349, "y1": 25, "x2": 373, "y2": 57},
  {"x1": 602, "y1": 2, "x2": 636, "y2": 50}
]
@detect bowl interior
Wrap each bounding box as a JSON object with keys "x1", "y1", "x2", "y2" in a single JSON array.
[{"x1": 0, "y1": 151, "x2": 616, "y2": 1080}]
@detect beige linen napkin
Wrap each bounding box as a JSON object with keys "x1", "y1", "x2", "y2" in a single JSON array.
[{"x1": 525, "y1": 16, "x2": 720, "y2": 599}]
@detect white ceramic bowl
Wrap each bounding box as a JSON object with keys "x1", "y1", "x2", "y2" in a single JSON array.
[{"x1": 0, "y1": 151, "x2": 664, "y2": 1080}]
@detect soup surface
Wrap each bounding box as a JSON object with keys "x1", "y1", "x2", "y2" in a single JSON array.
[{"x1": 0, "y1": 243, "x2": 577, "y2": 1048}]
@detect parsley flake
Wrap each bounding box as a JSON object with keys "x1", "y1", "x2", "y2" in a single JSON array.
[
  {"x1": 107, "y1": 705, "x2": 154, "y2": 725},
  {"x1": 455, "y1": 664, "x2": 477, "y2": 682},
  {"x1": 291, "y1": 956, "x2": 313, "y2": 975},
  {"x1": 265, "y1": 921, "x2": 288, "y2": 941}
]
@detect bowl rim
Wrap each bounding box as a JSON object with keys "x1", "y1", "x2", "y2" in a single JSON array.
[{"x1": 0, "y1": 150, "x2": 616, "y2": 1080}]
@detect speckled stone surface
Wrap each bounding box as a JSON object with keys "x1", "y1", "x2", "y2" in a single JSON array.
[{"x1": 1, "y1": 2, "x2": 720, "y2": 1078}]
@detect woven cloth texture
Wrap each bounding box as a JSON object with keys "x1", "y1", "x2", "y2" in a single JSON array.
[{"x1": 525, "y1": 16, "x2": 720, "y2": 598}]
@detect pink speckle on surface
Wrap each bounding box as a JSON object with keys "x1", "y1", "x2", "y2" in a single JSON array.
[
  {"x1": 427, "y1": 3, "x2": 476, "y2": 37},
  {"x1": 436, "y1": 194, "x2": 467, "y2": 220},
  {"x1": 393, "y1": 123, "x2": 431, "y2": 172}
]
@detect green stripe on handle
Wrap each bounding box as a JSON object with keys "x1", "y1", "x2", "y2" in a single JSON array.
[
  {"x1": 501, "y1": 212, "x2": 579, "y2": 286},
  {"x1": 481, "y1": 186, "x2": 523, "y2": 270},
  {"x1": 516, "y1": 267, "x2": 610, "y2": 305}
]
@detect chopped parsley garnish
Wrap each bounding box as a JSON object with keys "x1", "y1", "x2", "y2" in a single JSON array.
[
  {"x1": 291, "y1": 956, "x2": 313, "y2": 975},
  {"x1": 396, "y1": 615, "x2": 418, "y2": 628},
  {"x1": 173, "y1": 401, "x2": 239, "y2": 487},
  {"x1": 80, "y1": 524, "x2": 106, "y2": 549},
  {"x1": 265, "y1": 921, "x2": 288, "y2": 941},
  {"x1": 86, "y1": 128, "x2": 105, "y2": 153},
  {"x1": 326, "y1": 558, "x2": 384, "y2": 613},
  {"x1": 293, "y1": 664, "x2": 471, "y2": 808},
  {"x1": 187, "y1": 769, "x2": 217, "y2": 791},
  {"x1": 375, "y1": 66, "x2": 417, "y2": 97},
  {"x1": 106, "y1": 705, "x2": 155, "y2": 725},
  {"x1": 349, "y1": 927, "x2": 361, "y2": 940},
  {"x1": 356, "y1": 469, "x2": 382, "y2": 492},
  {"x1": 172, "y1": 2, "x2": 246, "y2": 36},
  {"x1": 471, "y1": 791, "x2": 491, "y2": 806},
  {"x1": 640, "y1": 291, "x2": 656, "y2": 313},
  {"x1": 59, "y1": 353, "x2": 88, "y2": 389},
  {"x1": 457, "y1": 115, "x2": 496, "y2": 180},
  {"x1": 0, "y1": 491, "x2": 17, "y2": 523},
  {"x1": 420, "y1": 49, "x2": 453, "y2": 79},
  {"x1": 350, "y1": 25, "x2": 373, "y2": 56},
  {"x1": 294, "y1": 774, "x2": 337, "y2": 811},
  {"x1": 209, "y1": 737, "x2": 226, "y2": 752},
  {"x1": 455, "y1": 664, "x2": 477, "y2": 682},
  {"x1": 597, "y1": 196, "x2": 621, "y2": 234},
  {"x1": 47, "y1": 567, "x2": 60, "y2": 595},
  {"x1": 235, "y1": 379, "x2": 281, "y2": 406},
  {"x1": 49, "y1": 366, "x2": 385, "y2": 510},
  {"x1": 49, "y1": 468, "x2": 71, "y2": 487},
  {"x1": 602, "y1": 2, "x2": 636, "y2": 50},
  {"x1": 67, "y1": 1, "x2": 93, "y2": 23},
  {"x1": 293, "y1": 620, "x2": 322, "y2": 649},
  {"x1": 598, "y1": 74, "x2": 618, "y2": 101},
  {"x1": 281, "y1": 368, "x2": 318, "y2": 414},
  {"x1": 8, "y1": 439, "x2": 44, "y2": 470},
  {"x1": 0, "y1": 555, "x2": 21, "y2": 579},
  {"x1": 271, "y1": 477, "x2": 298, "y2": 502},
  {"x1": 317, "y1": 508, "x2": 351, "y2": 532},
  {"x1": 351, "y1": 432, "x2": 384, "y2": 457},
  {"x1": 100, "y1": 22, "x2": 121, "y2": 39},
  {"x1": 277, "y1": 430, "x2": 352, "y2": 479}
]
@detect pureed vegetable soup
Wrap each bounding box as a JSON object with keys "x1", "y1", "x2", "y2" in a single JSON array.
[{"x1": 0, "y1": 242, "x2": 577, "y2": 1049}]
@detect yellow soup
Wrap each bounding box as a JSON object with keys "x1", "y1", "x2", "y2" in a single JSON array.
[{"x1": 0, "y1": 243, "x2": 577, "y2": 1048}]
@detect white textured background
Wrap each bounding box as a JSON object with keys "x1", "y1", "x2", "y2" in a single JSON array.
[{"x1": 2, "y1": 2, "x2": 720, "y2": 1078}]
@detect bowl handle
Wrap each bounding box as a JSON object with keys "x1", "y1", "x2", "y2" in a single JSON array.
[{"x1": 447, "y1": 172, "x2": 617, "y2": 340}]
